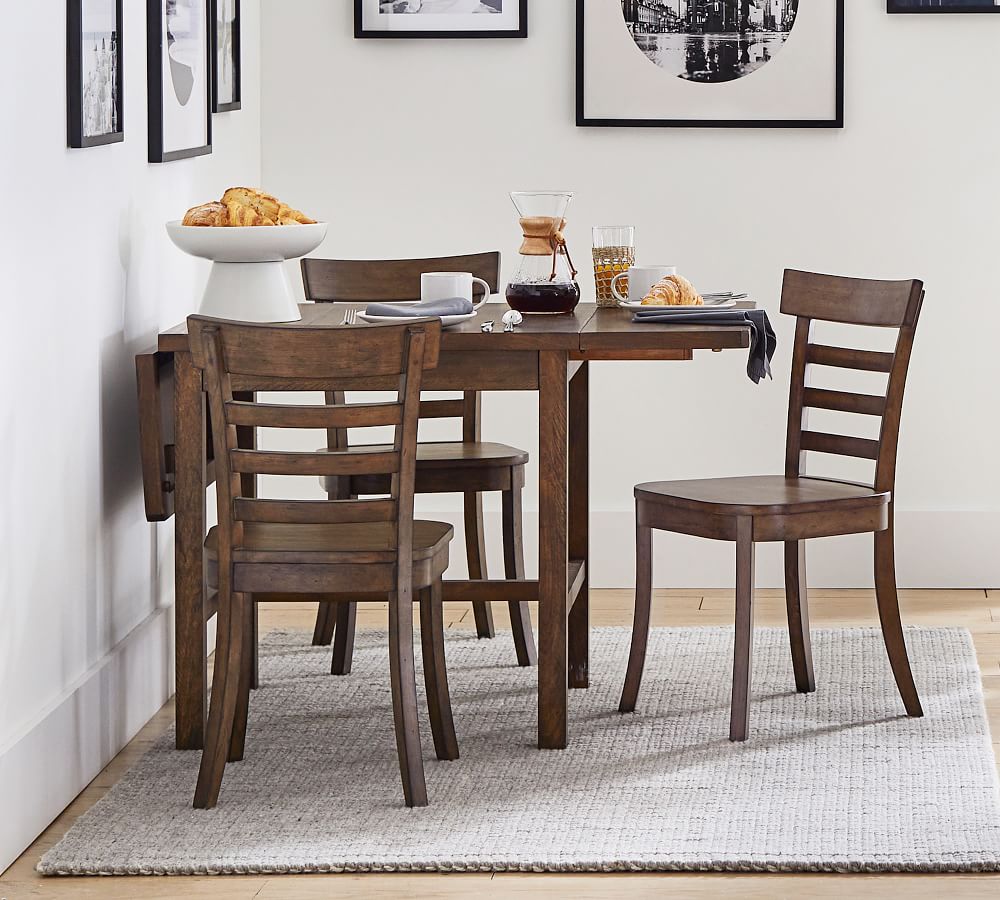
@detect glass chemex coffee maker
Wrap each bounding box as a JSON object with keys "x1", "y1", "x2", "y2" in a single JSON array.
[{"x1": 506, "y1": 191, "x2": 581, "y2": 314}]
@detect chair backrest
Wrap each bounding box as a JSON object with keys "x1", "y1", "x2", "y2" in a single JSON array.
[
  {"x1": 781, "y1": 269, "x2": 924, "y2": 495},
  {"x1": 188, "y1": 316, "x2": 442, "y2": 585},
  {"x1": 301, "y1": 252, "x2": 501, "y2": 441}
]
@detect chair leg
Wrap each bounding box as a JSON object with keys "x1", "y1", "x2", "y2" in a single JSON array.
[
  {"x1": 331, "y1": 601, "x2": 358, "y2": 676},
  {"x1": 420, "y1": 582, "x2": 459, "y2": 761},
  {"x1": 229, "y1": 594, "x2": 254, "y2": 762},
  {"x1": 874, "y1": 521, "x2": 923, "y2": 717},
  {"x1": 250, "y1": 598, "x2": 259, "y2": 691},
  {"x1": 784, "y1": 541, "x2": 815, "y2": 694},
  {"x1": 620, "y1": 521, "x2": 653, "y2": 713},
  {"x1": 502, "y1": 485, "x2": 537, "y2": 667},
  {"x1": 194, "y1": 590, "x2": 247, "y2": 809},
  {"x1": 730, "y1": 517, "x2": 756, "y2": 742},
  {"x1": 312, "y1": 600, "x2": 336, "y2": 646},
  {"x1": 464, "y1": 491, "x2": 495, "y2": 639},
  {"x1": 388, "y1": 589, "x2": 428, "y2": 807}
]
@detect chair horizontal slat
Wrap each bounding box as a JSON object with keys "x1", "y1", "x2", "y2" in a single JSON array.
[
  {"x1": 230, "y1": 449, "x2": 400, "y2": 476},
  {"x1": 802, "y1": 388, "x2": 886, "y2": 417},
  {"x1": 807, "y1": 344, "x2": 894, "y2": 373},
  {"x1": 781, "y1": 270, "x2": 920, "y2": 327},
  {"x1": 419, "y1": 399, "x2": 464, "y2": 420},
  {"x1": 229, "y1": 375, "x2": 404, "y2": 393},
  {"x1": 225, "y1": 401, "x2": 402, "y2": 429},
  {"x1": 800, "y1": 431, "x2": 880, "y2": 460},
  {"x1": 233, "y1": 498, "x2": 396, "y2": 525},
  {"x1": 188, "y1": 317, "x2": 441, "y2": 378}
]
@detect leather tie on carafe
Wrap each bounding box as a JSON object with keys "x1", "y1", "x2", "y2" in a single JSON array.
[{"x1": 518, "y1": 216, "x2": 578, "y2": 283}]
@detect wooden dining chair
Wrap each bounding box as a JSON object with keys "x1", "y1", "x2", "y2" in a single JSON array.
[
  {"x1": 620, "y1": 270, "x2": 926, "y2": 741},
  {"x1": 301, "y1": 252, "x2": 537, "y2": 672},
  {"x1": 188, "y1": 315, "x2": 457, "y2": 809}
]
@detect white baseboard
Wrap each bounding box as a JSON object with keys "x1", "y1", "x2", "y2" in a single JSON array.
[
  {"x1": 0, "y1": 606, "x2": 175, "y2": 875},
  {"x1": 429, "y1": 509, "x2": 999, "y2": 589}
]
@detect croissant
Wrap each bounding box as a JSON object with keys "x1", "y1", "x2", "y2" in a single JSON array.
[
  {"x1": 184, "y1": 188, "x2": 316, "y2": 227},
  {"x1": 277, "y1": 203, "x2": 317, "y2": 226},
  {"x1": 183, "y1": 201, "x2": 229, "y2": 227},
  {"x1": 641, "y1": 274, "x2": 704, "y2": 307},
  {"x1": 667, "y1": 274, "x2": 703, "y2": 306},
  {"x1": 227, "y1": 202, "x2": 278, "y2": 227},
  {"x1": 222, "y1": 187, "x2": 282, "y2": 221},
  {"x1": 641, "y1": 281, "x2": 678, "y2": 306}
]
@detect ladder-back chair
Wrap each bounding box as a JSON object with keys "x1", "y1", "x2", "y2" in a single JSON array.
[
  {"x1": 621, "y1": 270, "x2": 925, "y2": 741},
  {"x1": 189, "y1": 315, "x2": 456, "y2": 808},
  {"x1": 301, "y1": 252, "x2": 536, "y2": 672}
]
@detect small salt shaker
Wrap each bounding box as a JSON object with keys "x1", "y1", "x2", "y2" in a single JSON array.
[{"x1": 502, "y1": 310, "x2": 523, "y2": 333}]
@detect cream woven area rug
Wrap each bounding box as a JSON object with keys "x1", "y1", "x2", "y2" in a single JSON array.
[{"x1": 39, "y1": 626, "x2": 1000, "y2": 875}]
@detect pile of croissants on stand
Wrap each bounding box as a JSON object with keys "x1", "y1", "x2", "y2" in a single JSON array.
[
  {"x1": 183, "y1": 187, "x2": 317, "y2": 228},
  {"x1": 640, "y1": 273, "x2": 704, "y2": 307}
]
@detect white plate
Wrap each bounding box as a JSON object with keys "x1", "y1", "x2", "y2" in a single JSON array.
[
  {"x1": 620, "y1": 298, "x2": 738, "y2": 311},
  {"x1": 357, "y1": 310, "x2": 478, "y2": 328}
]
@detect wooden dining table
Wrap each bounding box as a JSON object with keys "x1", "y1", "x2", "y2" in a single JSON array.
[{"x1": 137, "y1": 300, "x2": 750, "y2": 753}]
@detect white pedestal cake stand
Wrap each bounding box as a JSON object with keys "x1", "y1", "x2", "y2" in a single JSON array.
[{"x1": 166, "y1": 221, "x2": 329, "y2": 323}]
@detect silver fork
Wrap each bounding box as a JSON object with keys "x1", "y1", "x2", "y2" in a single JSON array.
[{"x1": 340, "y1": 308, "x2": 358, "y2": 326}]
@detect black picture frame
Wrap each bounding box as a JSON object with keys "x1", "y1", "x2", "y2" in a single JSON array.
[
  {"x1": 354, "y1": 0, "x2": 528, "y2": 39},
  {"x1": 212, "y1": 0, "x2": 241, "y2": 113},
  {"x1": 147, "y1": 0, "x2": 213, "y2": 163},
  {"x1": 67, "y1": 0, "x2": 124, "y2": 148},
  {"x1": 888, "y1": 1, "x2": 1000, "y2": 12},
  {"x1": 577, "y1": 0, "x2": 845, "y2": 129}
]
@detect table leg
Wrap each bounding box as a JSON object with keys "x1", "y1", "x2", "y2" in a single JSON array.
[
  {"x1": 173, "y1": 350, "x2": 207, "y2": 751},
  {"x1": 538, "y1": 350, "x2": 569, "y2": 750},
  {"x1": 568, "y1": 361, "x2": 589, "y2": 690}
]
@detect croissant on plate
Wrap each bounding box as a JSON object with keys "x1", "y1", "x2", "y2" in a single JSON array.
[
  {"x1": 640, "y1": 274, "x2": 704, "y2": 307},
  {"x1": 182, "y1": 187, "x2": 317, "y2": 227}
]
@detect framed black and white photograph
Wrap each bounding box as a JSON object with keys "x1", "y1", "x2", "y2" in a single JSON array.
[
  {"x1": 148, "y1": 0, "x2": 212, "y2": 162},
  {"x1": 355, "y1": 0, "x2": 528, "y2": 39},
  {"x1": 213, "y1": 0, "x2": 241, "y2": 112},
  {"x1": 888, "y1": 1, "x2": 1000, "y2": 12},
  {"x1": 578, "y1": 0, "x2": 844, "y2": 128},
  {"x1": 67, "y1": 0, "x2": 124, "y2": 148}
]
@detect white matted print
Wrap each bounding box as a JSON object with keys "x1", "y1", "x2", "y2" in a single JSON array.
[
  {"x1": 356, "y1": 0, "x2": 527, "y2": 37},
  {"x1": 68, "y1": 0, "x2": 124, "y2": 148},
  {"x1": 578, "y1": 0, "x2": 843, "y2": 128},
  {"x1": 149, "y1": 0, "x2": 212, "y2": 162},
  {"x1": 213, "y1": 0, "x2": 241, "y2": 112}
]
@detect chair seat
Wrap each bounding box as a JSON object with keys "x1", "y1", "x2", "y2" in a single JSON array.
[
  {"x1": 343, "y1": 441, "x2": 529, "y2": 470},
  {"x1": 635, "y1": 475, "x2": 889, "y2": 517},
  {"x1": 206, "y1": 520, "x2": 453, "y2": 566},
  {"x1": 320, "y1": 442, "x2": 528, "y2": 496}
]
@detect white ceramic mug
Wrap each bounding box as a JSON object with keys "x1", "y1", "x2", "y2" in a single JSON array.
[
  {"x1": 611, "y1": 265, "x2": 677, "y2": 304},
  {"x1": 421, "y1": 271, "x2": 490, "y2": 309}
]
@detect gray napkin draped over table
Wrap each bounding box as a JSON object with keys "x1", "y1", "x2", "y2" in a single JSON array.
[
  {"x1": 364, "y1": 297, "x2": 474, "y2": 318},
  {"x1": 632, "y1": 308, "x2": 777, "y2": 384}
]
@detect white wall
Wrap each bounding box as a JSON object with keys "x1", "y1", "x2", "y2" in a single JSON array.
[
  {"x1": 0, "y1": 0, "x2": 996, "y2": 872},
  {"x1": 261, "y1": 0, "x2": 1000, "y2": 590},
  {"x1": 0, "y1": 1, "x2": 262, "y2": 873}
]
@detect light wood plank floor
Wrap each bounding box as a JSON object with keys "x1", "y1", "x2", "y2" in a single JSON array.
[{"x1": 3, "y1": 589, "x2": 999, "y2": 899}]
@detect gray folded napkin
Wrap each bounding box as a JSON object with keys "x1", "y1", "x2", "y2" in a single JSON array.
[
  {"x1": 364, "y1": 296, "x2": 474, "y2": 318},
  {"x1": 632, "y1": 308, "x2": 777, "y2": 385}
]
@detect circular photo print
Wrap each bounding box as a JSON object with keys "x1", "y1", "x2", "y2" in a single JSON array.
[{"x1": 621, "y1": 1, "x2": 799, "y2": 84}]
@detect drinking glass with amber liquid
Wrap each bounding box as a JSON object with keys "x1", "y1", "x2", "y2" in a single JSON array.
[{"x1": 592, "y1": 226, "x2": 635, "y2": 307}]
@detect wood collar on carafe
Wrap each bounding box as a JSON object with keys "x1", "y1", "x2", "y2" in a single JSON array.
[{"x1": 518, "y1": 216, "x2": 578, "y2": 282}]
